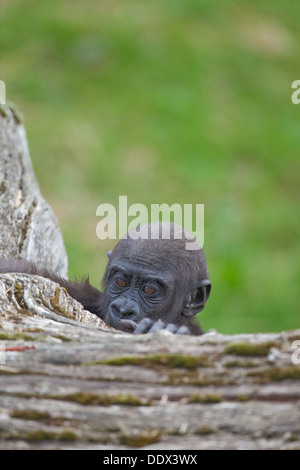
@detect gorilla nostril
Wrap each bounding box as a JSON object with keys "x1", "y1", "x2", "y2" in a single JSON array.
[
  {"x1": 109, "y1": 299, "x2": 139, "y2": 320},
  {"x1": 110, "y1": 303, "x2": 136, "y2": 319},
  {"x1": 120, "y1": 309, "x2": 136, "y2": 319}
]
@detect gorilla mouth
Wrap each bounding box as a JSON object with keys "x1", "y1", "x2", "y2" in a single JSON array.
[{"x1": 106, "y1": 305, "x2": 141, "y2": 331}]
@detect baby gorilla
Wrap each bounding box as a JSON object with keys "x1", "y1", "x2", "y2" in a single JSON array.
[
  {"x1": 100, "y1": 223, "x2": 211, "y2": 335},
  {"x1": 0, "y1": 223, "x2": 211, "y2": 335}
]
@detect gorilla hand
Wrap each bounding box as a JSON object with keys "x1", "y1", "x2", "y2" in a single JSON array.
[{"x1": 120, "y1": 318, "x2": 190, "y2": 335}]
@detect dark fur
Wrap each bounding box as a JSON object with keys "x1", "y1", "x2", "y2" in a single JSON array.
[{"x1": 0, "y1": 258, "x2": 102, "y2": 315}]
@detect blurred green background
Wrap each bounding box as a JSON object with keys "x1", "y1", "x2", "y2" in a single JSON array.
[{"x1": 1, "y1": 0, "x2": 299, "y2": 334}]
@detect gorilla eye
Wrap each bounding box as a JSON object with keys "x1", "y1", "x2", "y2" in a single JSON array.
[
  {"x1": 143, "y1": 286, "x2": 156, "y2": 296},
  {"x1": 116, "y1": 278, "x2": 127, "y2": 288}
]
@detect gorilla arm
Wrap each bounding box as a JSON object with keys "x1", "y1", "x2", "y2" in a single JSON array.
[{"x1": 0, "y1": 258, "x2": 103, "y2": 315}]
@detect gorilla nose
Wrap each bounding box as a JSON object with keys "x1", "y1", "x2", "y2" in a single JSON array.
[
  {"x1": 110, "y1": 299, "x2": 139, "y2": 319},
  {"x1": 115, "y1": 305, "x2": 136, "y2": 318},
  {"x1": 118, "y1": 307, "x2": 137, "y2": 318}
]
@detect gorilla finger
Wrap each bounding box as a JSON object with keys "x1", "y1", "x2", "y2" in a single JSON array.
[
  {"x1": 176, "y1": 325, "x2": 189, "y2": 335},
  {"x1": 149, "y1": 320, "x2": 165, "y2": 333},
  {"x1": 165, "y1": 323, "x2": 177, "y2": 334},
  {"x1": 134, "y1": 318, "x2": 154, "y2": 334},
  {"x1": 120, "y1": 319, "x2": 138, "y2": 333}
]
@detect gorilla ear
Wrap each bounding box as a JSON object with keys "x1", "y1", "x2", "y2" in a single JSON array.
[
  {"x1": 182, "y1": 279, "x2": 212, "y2": 317},
  {"x1": 107, "y1": 250, "x2": 112, "y2": 258}
]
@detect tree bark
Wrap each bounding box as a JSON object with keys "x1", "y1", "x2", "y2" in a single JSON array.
[
  {"x1": 0, "y1": 103, "x2": 67, "y2": 276},
  {"x1": 0, "y1": 288, "x2": 299, "y2": 450}
]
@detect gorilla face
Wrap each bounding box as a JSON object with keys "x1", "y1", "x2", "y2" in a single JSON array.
[{"x1": 103, "y1": 260, "x2": 175, "y2": 331}]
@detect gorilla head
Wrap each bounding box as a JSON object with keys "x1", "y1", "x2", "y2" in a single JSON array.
[{"x1": 100, "y1": 223, "x2": 211, "y2": 335}]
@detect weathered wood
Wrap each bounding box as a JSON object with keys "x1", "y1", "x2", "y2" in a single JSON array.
[
  {"x1": 0, "y1": 273, "x2": 299, "y2": 450},
  {"x1": 0, "y1": 104, "x2": 67, "y2": 276}
]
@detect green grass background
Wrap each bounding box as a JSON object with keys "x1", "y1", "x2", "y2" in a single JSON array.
[{"x1": 1, "y1": 0, "x2": 299, "y2": 334}]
